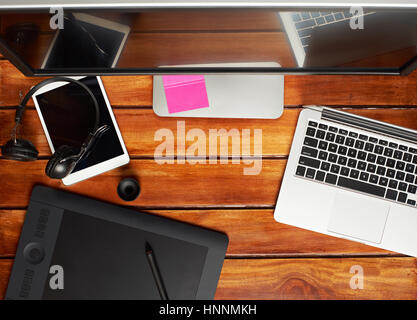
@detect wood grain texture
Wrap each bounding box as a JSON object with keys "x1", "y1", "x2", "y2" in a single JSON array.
[
  {"x1": 0, "y1": 160, "x2": 283, "y2": 208},
  {"x1": 2, "y1": 108, "x2": 417, "y2": 158},
  {"x1": 0, "y1": 258, "x2": 416, "y2": 300},
  {"x1": 0, "y1": 209, "x2": 392, "y2": 258}
]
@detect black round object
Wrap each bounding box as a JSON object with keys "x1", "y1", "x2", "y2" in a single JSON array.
[
  {"x1": 23, "y1": 242, "x2": 45, "y2": 265},
  {"x1": 117, "y1": 178, "x2": 140, "y2": 202},
  {"x1": 1, "y1": 139, "x2": 38, "y2": 161}
]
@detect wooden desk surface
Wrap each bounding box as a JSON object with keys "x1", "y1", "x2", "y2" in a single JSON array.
[{"x1": 0, "y1": 58, "x2": 417, "y2": 299}]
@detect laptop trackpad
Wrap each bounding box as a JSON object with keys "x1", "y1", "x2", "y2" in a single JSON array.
[{"x1": 327, "y1": 193, "x2": 390, "y2": 244}]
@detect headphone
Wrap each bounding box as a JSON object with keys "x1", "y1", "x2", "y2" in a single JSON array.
[{"x1": 1, "y1": 77, "x2": 109, "y2": 179}]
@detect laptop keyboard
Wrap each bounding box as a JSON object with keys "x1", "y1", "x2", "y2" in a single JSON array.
[
  {"x1": 295, "y1": 120, "x2": 417, "y2": 207},
  {"x1": 291, "y1": 11, "x2": 374, "y2": 48}
]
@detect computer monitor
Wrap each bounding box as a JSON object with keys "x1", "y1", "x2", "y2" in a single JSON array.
[{"x1": 1, "y1": 1, "x2": 417, "y2": 76}]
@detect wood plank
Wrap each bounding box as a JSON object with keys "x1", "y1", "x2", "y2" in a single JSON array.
[
  {"x1": 117, "y1": 32, "x2": 295, "y2": 69},
  {"x1": 0, "y1": 209, "x2": 392, "y2": 258},
  {"x1": 215, "y1": 257, "x2": 417, "y2": 299},
  {"x1": 1, "y1": 257, "x2": 416, "y2": 299},
  {"x1": 0, "y1": 60, "x2": 152, "y2": 107},
  {"x1": 2, "y1": 108, "x2": 417, "y2": 158},
  {"x1": 1, "y1": 59, "x2": 417, "y2": 107},
  {"x1": 0, "y1": 160, "x2": 283, "y2": 208}
]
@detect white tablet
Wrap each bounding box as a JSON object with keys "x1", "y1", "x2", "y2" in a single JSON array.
[
  {"x1": 32, "y1": 76, "x2": 130, "y2": 185},
  {"x1": 41, "y1": 13, "x2": 130, "y2": 69}
]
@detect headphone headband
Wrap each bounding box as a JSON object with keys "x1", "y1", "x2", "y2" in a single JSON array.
[{"x1": 16, "y1": 77, "x2": 100, "y2": 133}]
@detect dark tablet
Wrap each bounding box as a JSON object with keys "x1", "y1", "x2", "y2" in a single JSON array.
[{"x1": 6, "y1": 186, "x2": 228, "y2": 300}]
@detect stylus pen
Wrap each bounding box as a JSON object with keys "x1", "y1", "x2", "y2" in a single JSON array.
[{"x1": 145, "y1": 242, "x2": 169, "y2": 300}]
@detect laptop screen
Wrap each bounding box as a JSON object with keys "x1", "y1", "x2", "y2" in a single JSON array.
[{"x1": 1, "y1": 8, "x2": 416, "y2": 74}]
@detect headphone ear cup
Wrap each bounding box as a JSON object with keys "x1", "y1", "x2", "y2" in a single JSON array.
[
  {"x1": 1, "y1": 139, "x2": 38, "y2": 161},
  {"x1": 45, "y1": 145, "x2": 79, "y2": 179}
]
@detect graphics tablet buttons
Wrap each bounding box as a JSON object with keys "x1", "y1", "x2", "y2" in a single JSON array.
[{"x1": 23, "y1": 242, "x2": 45, "y2": 265}]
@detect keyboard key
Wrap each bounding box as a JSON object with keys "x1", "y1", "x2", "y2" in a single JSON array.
[
  {"x1": 308, "y1": 121, "x2": 318, "y2": 127},
  {"x1": 340, "y1": 167, "x2": 350, "y2": 176},
  {"x1": 328, "y1": 154, "x2": 337, "y2": 163},
  {"x1": 409, "y1": 148, "x2": 417, "y2": 154},
  {"x1": 329, "y1": 143, "x2": 337, "y2": 153},
  {"x1": 394, "y1": 150, "x2": 403, "y2": 160},
  {"x1": 296, "y1": 166, "x2": 306, "y2": 177},
  {"x1": 355, "y1": 140, "x2": 364, "y2": 150},
  {"x1": 318, "y1": 151, "x2": 328, "y2": 160},
  {"x1": 367, "y1": 164, "x2": 376, "y2": 173},
  {"x1": 369, "y1": 174, "x2": 378, "y2": 184},
  {"x1": 387, "y1": 169, "x2": 395, "y2": 178},
  {"x1": 318, "y1": 141, "x2": 328, "y2": 150},
  {"x1": 358, "y1": 161, "x2": 367, "y2": 170},
  {"x1": 304, "y1": 137, "x2": 318, "y2": 148},
  {"x1": 350, "y1": 169, "x2": 359, "y2": 179},
  {"x1": 319, "y1": 124, "x2": 328, "y2": 130},
  {"x1": 389, "y1": 180, "x2": 398, "y2": 189},
  {"x1": 379, "y1": 139, "x2": 388, "y2": 146},
  {"x1": 360, "y1": 172, "x2": 369, "y2": 182},
  {"x1": 407, "y1": 199, "x2": 416, "y2": 206},
  {"x1": 369, "y1": 137, "x2": 378, "y2": 143},
  {"x1": 348, "y1": 159, "x2": 357, "y2": 168},
  {"x1": 311, "y1": 12, "x2": 321, "y2": 18},
  {"x1": 334, "y1": 12, "x2": 344, "y2": 20},
  {"x1": 366, "y1": 153, "x2": 376, "y2": 163},
  {"x1": 399, "y1": 145, "x2": 408, "y2": 151},
  {"x1": 377, "y1": 166, "x2": 386, "y2": 176},
  {"x1": 396, "y1": 161, "x2": 405, "y2": 171},
  {"x1": 383, "y1": 148, "x2": 393, "y2": 157},
  {"x1": 389, "y1": 142, "x2": 398, "y2": 149},
  {"x1": 406, "y1": 173, "x2": 415, "y2": 183},
  {"x1": 301, "y1": 12, "x2": 311, "y2": 20},
  {"x1": 331, "y1": 164, "x2": 340, "y2": 174},
  {"x1": 302, "y1": 146, "x2": 318, "y2": 158},
  {"x1": 325, "y1": 173, "x2": 338, "y2": 185},
  {"x1": 321, "y1": 162, "x2": 330, "y2": 171},
  {"x1": 337, "y1": 146, "x2": 347, "y2": 155},
  {"x1": 306, "y1": 127, "x2": 316, "y2": 137},
  {"x1": 315, "y1": 17, "x2": 325, "y2": 25},
  {"x1": 325, "y1": 132, "x2": 335, "y2": 142},
  {"x1": 357, "y1": 151, "x2": 367, "y2": 160},
  {"x1": 291, "y1": 13, "x2": 302, "y2": 22},
  {"x1": 349, "y1": 132, "x2": 358, "y2": 138},
  {"x1": 398, "y1": 192, "x2": 407, "y2": 203},
  {"x1": 386, "y1": 159, "x2": 395, "y2": 168},
  {"x1": 324, "y1": 14, "x2": 335, "y2": 23},
  {"x1": 386, "y1": 189, "x2": 397, "y2": 201},
  {"x1": 338, "y1": 176, "x2": 386, "y2": 197},
  {"x1": 347, "y1": 148, "x2": 357, "y2": 158},
  {"x1": 316, "y1": 130, "x2": 325, "y2": 139},
  {"x1": 299, "y1": 156, "x2": 320, "y2": 169},
  {"x1": 408, "y1": 185, "x2": 417, "y2": 194},
  {"x1": 403, "y1": 153, "x2": 412, "y2": 162},
  {"x1": 405, "y1": 163, "x2": 415, "y2": 173},
  {"x1": 315, "y1": 170, "x2": 326, "y2": 182},
  {"x1": 396, "y1": 171, "x2": 405, "y2": 181},
  {"x1": 306, "y1": 168, "x2": 316, "y2": 179},
  {"x1": 364, "y1": 143, "x2": 374, "y2": 152},
  {"x1": 379, "y1": 177, "x2": 388, "y2": 186},
  {"x1": 345, "y1": 138, "x2": 354, "y2": 147},
  {"x1": 374, "y1": 145, "x2": 383, "y2": 154},
  {"x1": 335, "y1": 135, "x2": 345, "y2": 144},
  {"x1": 339, "y1": 129, "x2": 348, "y2": 135},
  {"x1": 399, "y1": 182, "x2": 408, "y2": 192},
  {"x1": 329, "y1": 126, "x2": 338, "y2": 133},
  {"x1": 359, "y1": 134, "x2": 368, "y2": 141},
  {"x1": 413, "y1": 155, "x2": 417, "y2": 164},
  {"x1": 337, "y1": 156, "x2": 347, "y2": 166},
  {"x1": 376, "y1": 156, "x2": 386, "y2": 166},
  {"x1": 296, "y1": 19, "x2": 316, "y2": 29}
]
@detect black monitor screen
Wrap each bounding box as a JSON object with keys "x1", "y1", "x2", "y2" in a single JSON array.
[{"x1": 1, "y1": 8, "x2": 417, "y2": 74}]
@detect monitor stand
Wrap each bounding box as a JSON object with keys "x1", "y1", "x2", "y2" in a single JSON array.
[{"x1": 152, "y1": 62, "x2": 284, "y2": 119}]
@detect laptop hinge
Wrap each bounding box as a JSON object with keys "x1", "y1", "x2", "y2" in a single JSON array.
[{"x1": 321, "y1": 108, "x2": 417, "y2": 144}]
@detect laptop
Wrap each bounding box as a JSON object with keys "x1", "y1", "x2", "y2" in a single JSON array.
[
  {"x1": 275, "y1": 106, "x2": 417, "y2": 257},
  {"x1": 280, "y1": 10, "x2": 417, "y2": 67}
]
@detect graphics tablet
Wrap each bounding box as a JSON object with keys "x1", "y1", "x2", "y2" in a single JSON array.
[{"x1": 6, "y1": 186, "x2": 228, "y2": 300}]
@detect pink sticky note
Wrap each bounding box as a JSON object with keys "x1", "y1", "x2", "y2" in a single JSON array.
[{"x1": 162, "y1": 75, "x2": 209, "y2": 114}]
